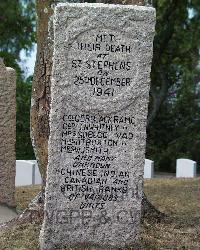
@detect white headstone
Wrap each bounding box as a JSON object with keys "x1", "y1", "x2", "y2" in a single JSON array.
[
  {"x1": 144, "y1": 159, "x2": 154, "y2": 179},
  {"x1": 15, "y1": 160, "x2": 35, "y2": 186},
  {"x1": 176, "y1": 159, "x2": 197, "y2": 178},
  {"x1": 15, "y1": 160, "x2": 42, "y2": 186},
  {"x1": 30, "y1": 160, "x2": 42, "y2": 185},
  {"x1": 40, "y1": 3, "x2": 156, "y2": 249}
]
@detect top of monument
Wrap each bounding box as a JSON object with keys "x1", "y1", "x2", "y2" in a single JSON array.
[
  {"x1": 52, "y1": 1, "x2": 156, "y2": 114},
  {"x1": 56, "y1": 2, "x2": 155, "y2": 12}
]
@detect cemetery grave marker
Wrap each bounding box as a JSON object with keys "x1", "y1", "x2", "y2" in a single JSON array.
[
  {"x1": 15, "y1": 160, "x2": 42, "y2": 186},
  {"x1": 0, "y1": 58, "x2": 16, "y2": 207},
  {"x1": 176, "y1": 159, "x2": 197, "y2": 178},
  {"x1": 40, "y1": 3, "x2": 156, "y2": 249},
  {"x1": 144, "y1": 159, "x2": 154, "y2": 179}
]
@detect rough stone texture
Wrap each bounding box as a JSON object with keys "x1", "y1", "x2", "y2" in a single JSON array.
[
  {"x1": 40, "y1": 3, "x2": 155, "y2": 249},
  {"x1": 31, "y1": 0, "x2": 145, "y2": 192},
  {"x1": 0, "y1": 59, "x2": 16, "y2": 207}
]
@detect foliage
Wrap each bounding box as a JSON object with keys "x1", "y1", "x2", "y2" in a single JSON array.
[
  {"x1": 146, "y1": 0, "x2": 200, "y2": 171},
  {"x1": 0, "y1": 0, "x2": 36, "y2": 74},
  {"x1": 0, "y1": 0, "x2": 36, "y2": 159},
  {"x1": 16, "y1": 78, "x2": 35, "y2": 159}
]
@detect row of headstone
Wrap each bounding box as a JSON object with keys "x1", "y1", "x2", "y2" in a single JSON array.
[
  {"x1": 15, "y1": 160, "x2": 42, "y2": 186},
  {"x1": 15, "y1": 158, "x2": 197, "y2": 185},
  {"x1": 16, "y1": 158, "x2": 152, "y2": 185},
  {"x1": 13, "y1": 157, "x2": 199, "y2": 185},
  {"x1": 143, "y1": 158, "x2": 197, "y2": 179},
  {"x1": 0, "y1": 59, "x2": 16, "y2": 207}
]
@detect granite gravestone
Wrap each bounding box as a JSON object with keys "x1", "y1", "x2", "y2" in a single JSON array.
[
  {"x1": 40, "y1": 3, "x2": 155, "y2": 249},
  {"x1": 0, "y1": 58, "x2": 16, "y2": 207}
]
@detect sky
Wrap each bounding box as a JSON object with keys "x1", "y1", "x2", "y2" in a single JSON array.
[{"x1": 19, "y1": 43, "x2": 37, "y2": 78}]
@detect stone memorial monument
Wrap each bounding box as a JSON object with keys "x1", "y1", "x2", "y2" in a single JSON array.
[
  {"x1": 40, "y1": 3, "x2": 155, "y2": 249},
  {"x1": 0, "y1": 58, "x2": 16, "y2": 207}
]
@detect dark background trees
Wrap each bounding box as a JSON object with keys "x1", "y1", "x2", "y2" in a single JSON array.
[
  {"x1": 0, "y1": 0, "x2": 199, "y2": 172},
  {"x1": 16, "y1": 77, "x2": 35, "y2": 159},
  {"x1": 0, "y1": 0, "x2": 36, "y2": 159},
  {"x1": 0, "y1": 0, "x2": 35, "y2": 72},
  {"x1": 147, "y1": 0, "x2": 200, "y2": 172}
]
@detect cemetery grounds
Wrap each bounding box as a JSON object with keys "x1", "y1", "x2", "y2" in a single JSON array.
[{"x1": 0, "y1": 177, "x2": 199, "y2": 249}]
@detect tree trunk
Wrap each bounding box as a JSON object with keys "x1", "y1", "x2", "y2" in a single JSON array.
[{"x1": 30, "y1": 0, "x2": 54, "y2": 187}]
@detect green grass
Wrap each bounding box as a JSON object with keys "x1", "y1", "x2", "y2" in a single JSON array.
[{"x1": 0, "y1": 178, "x2": 200, "y2": 249}]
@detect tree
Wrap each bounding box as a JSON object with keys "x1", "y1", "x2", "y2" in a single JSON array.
[
  {"x1": 16, "y1": 78, "x2": 35, "y2": 159},
  {"x1": 0, "y1": 0, "x2": 35, "y2": 73},
  {"x1": 0, "y1": 0, "x2": 36, "y2": 160},
  {"x1": 146, "y1": 0, "x2": 200, "y2": 171},
  {"x1": 30, "y1": 0, "x2": 54, "y2": 185}
]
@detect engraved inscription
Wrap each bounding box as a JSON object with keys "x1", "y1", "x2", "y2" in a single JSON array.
[
  {"x1": 60, "y1": 113, "x2": 137, "y2": 210},
  {"x1": 67, "y1": 29, "x2": 137, "y2": 100}
]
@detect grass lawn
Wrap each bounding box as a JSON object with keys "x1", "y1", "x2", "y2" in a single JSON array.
[{"x1": 0, "y1": 178, "x2": 200, "y2": 249}]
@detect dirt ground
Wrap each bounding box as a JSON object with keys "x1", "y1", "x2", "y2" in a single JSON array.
[{"x1": 0, "y1": 178, "x2": 200, "y2": 250}]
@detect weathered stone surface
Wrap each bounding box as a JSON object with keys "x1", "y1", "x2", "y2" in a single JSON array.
[
  {"x1": 0, "y1": 59, "x2": 16, "y2": 207},
  {"x1": 40, "y1": 3, "x2": 155, "y2": 249}
]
